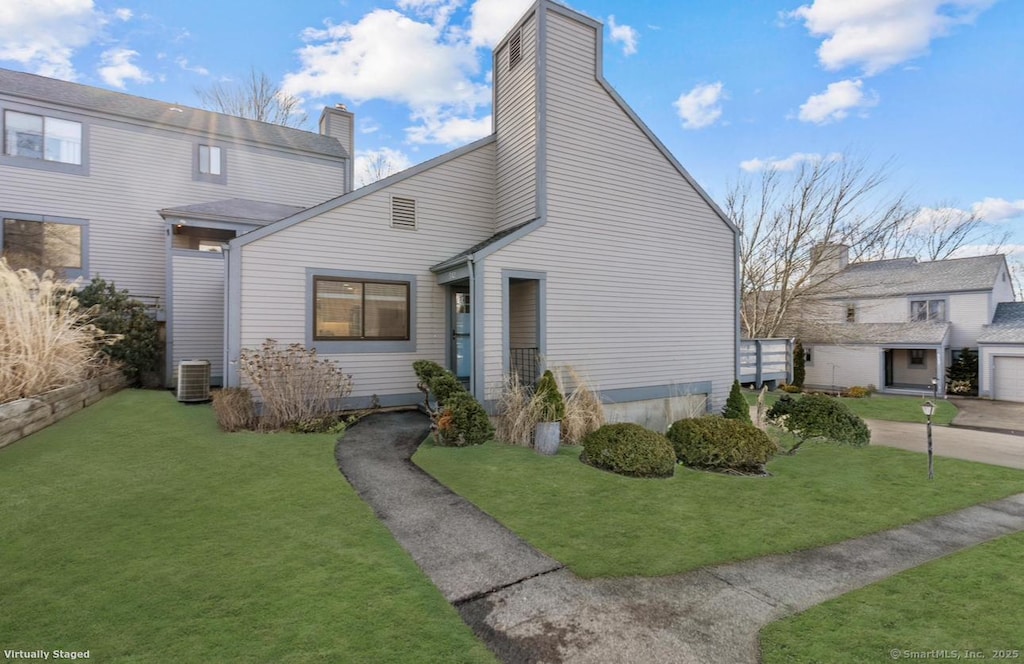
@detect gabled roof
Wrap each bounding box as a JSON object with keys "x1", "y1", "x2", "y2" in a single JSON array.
[
  {"x1": 803, "y1": 322, "x2": 951, "y2": 345},
  {"x1": 431, "y1": 219, "x2": 538, "y2": 272},
  {"x1": 159, "y1": 199, "x2": 305, "y2": 225},
  {"x1": 825, "y1": 254, "x2": 1006, "y2": 298},
  {"x1": 0, "y1": 67, "x2": 348, "y2": 159},
  {"x1": 978, "y1": 302, "x2": 1024, "y2": 344}
]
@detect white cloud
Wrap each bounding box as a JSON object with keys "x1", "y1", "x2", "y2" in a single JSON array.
[
  {"x1": 98, "y1": 48, "x2": 152, "y2": 89},
  {"x1": 283, "y1": 9, "x2": 488, "y2": 111},
  {"x1": 950, "y1": 243, "x2": 1024, "y2": 258},
  {"x1": 797, "y1": 78, "x2": 877, "y2": 124},
  {"x1": 607, "y1": 15, "x2": 638, "y2": 56},
  {"x1": 397, "y1": 0, "x2": 462, "y2": 28},
  {"x1": 0, "y1": 0, "x2": 106, "y2": 80},
  {"x1": 467, "y1": 0, "x2": 533, "y2": 47},
  {"x1": 175, "y1": 56, "x2": 209, "y2": 76},
  {"x1": 355, "y1": 147, "x2": 414, "y2": 187},
  {"x1": 673, "y1": 82, "x2": 725, "y2": 129},
  {"x1": 114, "y1": 8, "x2": 132, "y2": 21},
  {"x1": 739, "y1": 151, "x2": 842, "y2": 172},
  {"x1": 406, "y1": 111, "x2": 492, "y2": 145},
  {"x1": 971, "y1": 197, "x2": 1024, "y2": 222},
  {"x1": 789, "y1": 0, "x2": 996, "y2": 75}
]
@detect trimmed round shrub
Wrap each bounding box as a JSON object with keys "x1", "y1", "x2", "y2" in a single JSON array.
[
  {"x1": 580, "y1": 423, "x2": 675, "y2": 478},
  {"x1": 436, "y1": 391, "x2": 494, "y2": 447},
  {"x1": 781, "y1": 393, "x2": 870, "y2": 447},
  {"x1": 667, "y1": 417, "x2": 776, "y2": 472},
  {"x1": 428, "y1": 371, "x2": 465, "y2": 406}
]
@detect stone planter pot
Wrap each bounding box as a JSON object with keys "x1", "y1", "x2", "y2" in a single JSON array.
[{"x1": 534, "y1": 421, "x2": 561, "y2": 456}]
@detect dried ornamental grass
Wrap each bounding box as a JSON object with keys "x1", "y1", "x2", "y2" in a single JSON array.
[
  {"x1": 0, "y1": 259, "x2": 107, "y2": 403},
  {"x1": 495, "y1": 366, "x2": 605, "y2": 447},
  {"x1": 557, "y1": 365, "x2": 604, "y2": 446}
]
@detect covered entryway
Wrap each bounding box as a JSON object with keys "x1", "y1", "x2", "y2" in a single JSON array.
[
  {"x1": 503, "y1": 270, "x2": 545, "y2": 388},
  {"x1": 993, "y1": 356, "x2": 1024, "y2": 402},
  {"x1": 883, "y1": 347, "x2": 944, "y2": 392}
]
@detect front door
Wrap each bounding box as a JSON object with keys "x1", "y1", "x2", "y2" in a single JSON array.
[
  {"x1": 451, "y1": 287, "x2": 472, "y2": 387},
  {"x1": 884, "y1": 350, "x2": 894, "y2": 387}
]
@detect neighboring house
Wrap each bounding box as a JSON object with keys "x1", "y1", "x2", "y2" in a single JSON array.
[
  {"x1": 790, "y1": 245, "x2": 1019, "y2": 400},
  {"x1": 0, "y1": 67, "x2": 355, "y2": 385},
  {"x1": 224, "y1": 0, "x2": 739, "y2": 426},
  {"x1": 977, "y1": 302, "x2": 1024, "y2": 402}
]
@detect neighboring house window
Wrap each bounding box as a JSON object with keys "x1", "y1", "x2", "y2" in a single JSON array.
[
  {"x1": 3, "y1": 110, "x2": 82, "y2": 164},
  {"x1": 910, "y1": 349, "x2": 926, "y2": 366},
  {"x1": 313, "y1": 277, "x2": 410, "y2": 341},
  {"x1": 911, "y1": 299, "x2": 945, "y2": 322},
  {"x1": 845, "y1": 304, "x2": 856, "y2": 323},
  {"x1": 194, "y1": 143, "x2": 226, "y2": 183},
  {"x1": 1, "y1": 215, "x2": 86, "y2": 279},
  {"x1": 804, "y1": 347, "x2": 813, "y2": 366}
]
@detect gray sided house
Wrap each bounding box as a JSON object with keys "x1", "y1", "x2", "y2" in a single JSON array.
[
  {"x1": 0, "y1": 67, "x2": 354, "y2": 385},
  {"x1": 226, "y1": 0, "x2": 739, "y2": 427},
  {"x1": 792, "y1": 246, "x2": 1020, "y2": 401}
]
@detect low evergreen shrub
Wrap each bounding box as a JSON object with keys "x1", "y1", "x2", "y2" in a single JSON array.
[
  {"x1": 428, "y1": 372, "x2": 465, "y2": 406},
  {"x1": 436, "y1": 391, "x2": 493, "y2": 447},
  {"x1": 76, "y1": 277, "x2": 160, "y2": 385},
  {"x1": 412, "y1": 360, "x2": 447, "y2": 386},
  {"x1": 535, "y1": 369, "x2": 566, "y2": 421},
  {"x1": 580, "y1": 423, "x2": 675, "y2": 478},
  {"x1": 722, "y1": 379, "x2": 752, "y2": 423},
  {"x1": 841, "y1": 385, "x2": 871, "y2": 398},
  {"x1": 767, "y1": 394, "x2": 798, "y2": 421},
  {"x1": 781, "y1": 383, "x2": 802, "y2": 394},
  {"x1": 774, "y1": 393, "x2": 870, "y2": 452},
  {"x1": 667, "y1": 417, "x2": 776, "y2": 472}
]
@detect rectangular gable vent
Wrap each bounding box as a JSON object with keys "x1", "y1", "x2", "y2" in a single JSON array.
[
  {"x1": 509, "y1": 29, "x2": 523, "y2": 69},
  {"x1": 391, "y1": 196, "x2": 417, "y2": 230}
]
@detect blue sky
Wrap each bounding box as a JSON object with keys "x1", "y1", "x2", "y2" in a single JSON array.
[{"x1": 2, "y1": 0, "x2": 1022, "y2": 258}]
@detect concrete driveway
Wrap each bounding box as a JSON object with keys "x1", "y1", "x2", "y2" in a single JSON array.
[
  {"x1": 949, "y1": 397, "x2": 1024, "y2": 436},
  {"x1": 868, "y1": 419, "x2": 1024, "y2": 469}
]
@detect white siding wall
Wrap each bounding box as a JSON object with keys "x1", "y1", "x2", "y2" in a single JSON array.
[
  {"x1": 0, "y1": 114, "x2": 345, "y2": 302},
  {"x1": 494, "y1": 11, "x2": 538, "y2": 232},
  {"x1": 991, "y1": 265, "x2": 1016, "y2": 306},
  {"x1": 949, "y1": 292, "x2": 989, "y2": 348},
  {"x1": 852, "y1": 297, "x2": 906, "y2": 323},
  {"x1": 979, "y1": 346, "x2": 1024, "y2": 398},
  {"x1": 482, "y1": 9, "x2": 736, "y2": 409},
  {"x1": 237, "y1": 143, "x2": 496, "y2": 399},
  {"x1": 171, "y1": 253, "x2": 225, "y2": 383},
  {"x1": 804, "y1": 345, "x2": 880, "y2": 389}
]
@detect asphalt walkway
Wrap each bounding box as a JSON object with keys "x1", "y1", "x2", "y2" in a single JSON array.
[
  {"x1": 336, "y1": 412, "x2": 1024, "y2": 664},
  {"x1": 868, "y1": 419, "x2": 1024, "y2": 469}
]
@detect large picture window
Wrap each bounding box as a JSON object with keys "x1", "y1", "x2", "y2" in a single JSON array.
[
  {"x1": 4, "y1": 111, "x2": 82, "y2": 165},
  {"x1": 314, "y1": 277, "x2": 410, "y2": 341},
  {"x1": 3, "y1": 218, "x2": 82, "y2": 271}
]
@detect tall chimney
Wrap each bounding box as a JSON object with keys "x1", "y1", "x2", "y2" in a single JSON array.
[{"x1": 319, "y1": 104, "x2": 355, "y2": 193}]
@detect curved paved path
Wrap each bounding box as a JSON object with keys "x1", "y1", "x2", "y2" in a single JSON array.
[{"x1": 337, "y1": 411, "x2": 1024, "y2": 664}]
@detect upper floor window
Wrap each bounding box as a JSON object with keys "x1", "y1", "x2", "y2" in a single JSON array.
[
  {"x1": 198, "y1": 145, "x2": 221, "y2": 175},
  {"x1": 2, "y1": 216, "x2": 85, "y2": 279},
  {"x1": 4, "y1": 111, "x2": 82, "y2": 165},
  {"x1": 911, "y1": 299, "x2": 945, "y2": 322},
  {"x1": 194, "y1": 143, "x2": 226, "y2": 183}
]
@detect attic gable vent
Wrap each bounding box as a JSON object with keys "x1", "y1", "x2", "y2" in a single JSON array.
[
  {"x1": 391, "y1": 196, "x2": 417, "y2": 230},
  {"x1": 509, "y1": 29, "x2": 523, "y2": 69}
]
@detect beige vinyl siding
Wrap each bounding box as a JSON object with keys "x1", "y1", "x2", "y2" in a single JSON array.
[
  {"x1": 0, "y1": 117, "x2": 344, "y2": 301},
  {"x1": 171, "y1": 253, "x2": 225, "y2": 383},
  {"x1": 890, "y1": 348, "x2": 935, "y2": 384},
  {"x1": 482, "y1": 8, "x2": 736, "y2": 408},
  {"x1": 804, "y1": 345, "x2": 880, "y2": 389},
  {"x1": 494, "y1": 11, "x2": 538, "y2": 232},
  {"x1": 948, "y1": 292, "x2": 989, "y2": 348},
  {"x1": 237, "y1": 142, "x2": 496, "y2": 399}
]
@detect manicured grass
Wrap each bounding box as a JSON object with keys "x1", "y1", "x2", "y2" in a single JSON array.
[
  {"x1": 744, "y1": 390, "x2": 958, "y2": 425},
  {"x1": 0, "y1": 390, "x2": 494, "y2": 664},
  {"x1": 761, "y1": 531, "x2": 1024, "y2": 663},
  {"x1": 413, "y1": 440, "x2": 1024, "y2": 579}
]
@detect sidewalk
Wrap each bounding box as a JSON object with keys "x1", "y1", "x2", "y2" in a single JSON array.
[{"x1": 336, "y1": 411, "x2": 1024, "y2": 664}]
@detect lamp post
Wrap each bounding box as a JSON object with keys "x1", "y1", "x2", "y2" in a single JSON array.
[
  {"x1": 922, "y1": 400, "x2": 935, "y2": 480},
  {"x1": 931, "y1": 376, "x2": 938, "y2": 401}
]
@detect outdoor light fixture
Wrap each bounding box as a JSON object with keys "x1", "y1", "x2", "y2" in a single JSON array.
[
  {"x1": 922, "y1": 400, "x2": 935, "y2": 480},
  {"x1": 931, "y1": 376, "x2": 939, "y2": 401}
]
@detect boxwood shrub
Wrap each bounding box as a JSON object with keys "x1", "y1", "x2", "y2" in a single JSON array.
[
  {"x1": 667, "y1": 417, "x2": 776, "y2": 472},
  {"x1": 580, "y1": 423, "x2": 675, "y2": 478}
]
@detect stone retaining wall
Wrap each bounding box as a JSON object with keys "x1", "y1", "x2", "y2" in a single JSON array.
[{"x1": 0, "y1": 372, "x2": 127, "y2": 449}]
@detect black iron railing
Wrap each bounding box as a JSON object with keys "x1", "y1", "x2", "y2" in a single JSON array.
[{"x1": 509, "y1": 347, "x2": 539, "y2": 387}]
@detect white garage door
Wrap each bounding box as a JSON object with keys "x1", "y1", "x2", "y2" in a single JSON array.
[{"x1": 994, "y1": 356, "x2": 1024, "y2": 403}]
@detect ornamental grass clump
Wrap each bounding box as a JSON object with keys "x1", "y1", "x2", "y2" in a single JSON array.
[
  {"x1": 580, "y1": 423, "x2": 675, "y2": 478},
  {"x1": 495, "y1": 366, "x2": 604, "y2": 447},
  {"x1": 0, "y1": 259, "x2": 107, "y2": 403},
  {"x1": 211, "y1": 387, "x2": 257, "y2": 432},
  {"x1": 239, "y1": 339, "x2": 353, "y2": 431}
]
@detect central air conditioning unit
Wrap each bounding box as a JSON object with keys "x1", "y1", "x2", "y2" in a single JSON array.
[{"x1": 177, "y1": 360, "x2": 211, "y2": 403}]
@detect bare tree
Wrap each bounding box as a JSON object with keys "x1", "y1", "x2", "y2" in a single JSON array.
[
  {"x1": 728, "y1": 155, "x2": 911, "y2": 339},
  {"x1": 195, "y1": 68, "x2": 306, "y2": 128},
  {"x1": 357, "y1": 152, "x2": 399, "y2": 188},
  {"x1": 881, "y1": 203, "x2": 1009, "y2": 261}
]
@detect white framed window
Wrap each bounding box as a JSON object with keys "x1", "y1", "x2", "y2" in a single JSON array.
[
  {"x1": 194, "y1": 143, "x2": 226, "y2": 183},
  {"x1": 199, "y1": 145, "x2": 221, "y2": 175},
  {"x1": 1, "y1": 214, "x2": 87, "y2": 279},
  {"x1": 911, "y1": 299, "x2": 945, "y2": 322},
  {"x1": 3, "y1": 110, "x2": 82, "y2": 165}
]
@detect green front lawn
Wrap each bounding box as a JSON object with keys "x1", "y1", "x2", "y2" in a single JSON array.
[
  {"x1": 744, "y1": 390, "x2": 958, "y2": 425},
  {"x1": 414, "y1": 440, "x2": 1024, "y2": 579},
  {"x1": 761, "y1": 531, "x2": 1024, "y2": 663},
  {"x1": 0, "y1": 390, "x2": 493, "y2": 664}
]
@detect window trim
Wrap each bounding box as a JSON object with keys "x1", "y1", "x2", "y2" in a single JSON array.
[
  {"x1": 305, "y1": 268, "x2": 417, "y2": 354},
  {"x1": 0, "y1": 106, "x2": 89, "y2": 176},
  {"x1": 909, "y1": 349, "x2": 927, "y2": 368},
  {"x1": 193, "y1": 141, "x2": 227, "y2": 184},
  {"x1": 0, "y1": 211, "x2": 89, "y2": 280}
]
